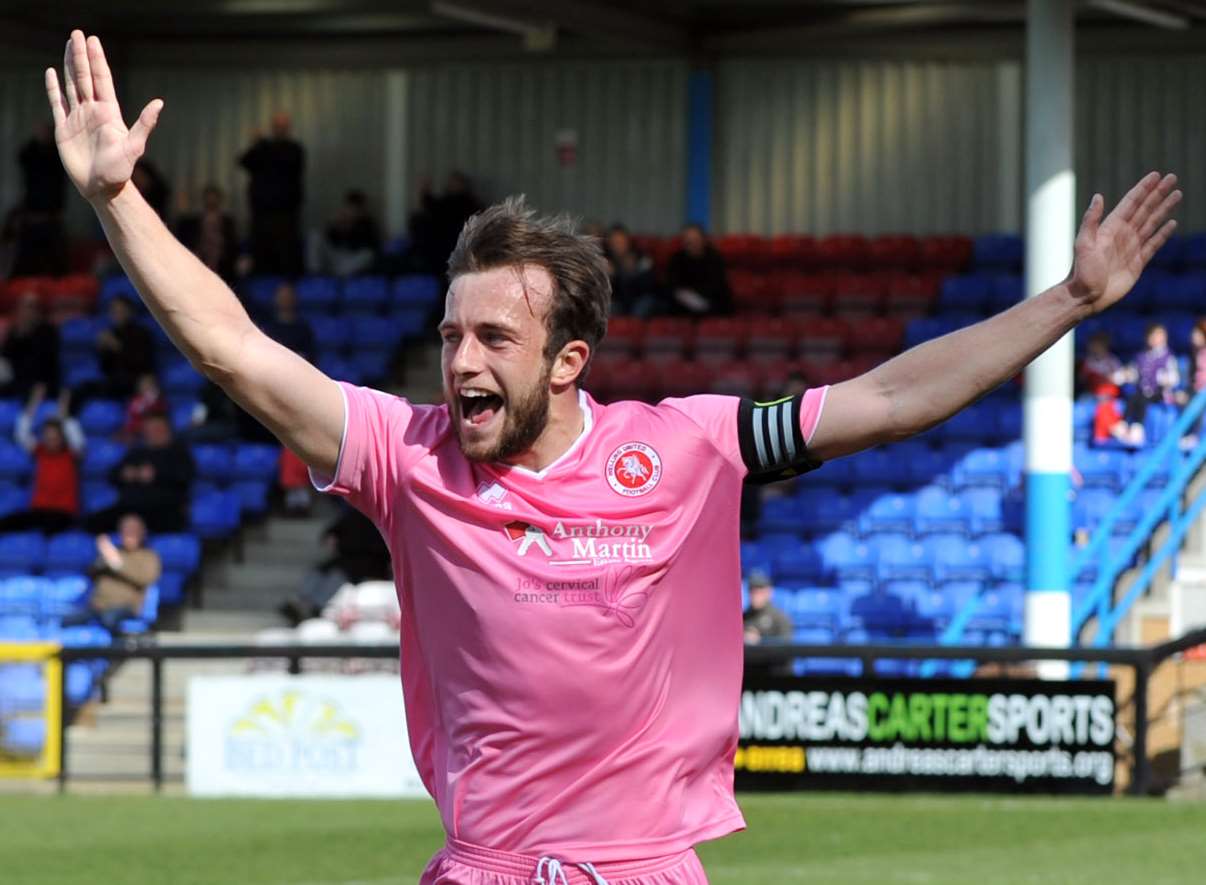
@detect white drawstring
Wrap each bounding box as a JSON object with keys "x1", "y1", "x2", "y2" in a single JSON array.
[{"x1": 533, "y1": 856, "x2": 609, "y2": 885}]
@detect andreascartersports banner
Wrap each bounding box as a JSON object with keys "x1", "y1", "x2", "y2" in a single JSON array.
[{"x1": 736, "y1": 677, "x2": 1116, "y2": 794}]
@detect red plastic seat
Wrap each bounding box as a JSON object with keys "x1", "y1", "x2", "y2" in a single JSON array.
[
  {"x1": 866, "y1": 235, "x2": 920, "y2": 271},
  {"x1": 642, "y1": 317, "x2": 694, "y2": 363},
  {"x1": 797, "y1": 316, "x2": 849, "y2": 361},
  {"x1": 710, "y1": 360, "x2": 764, "y2": 398},
  {"x1": 919, "y1": 236, "x2": 973, "y2": 273},
  {"x1": 603, "y1": 358, "x2": 660, "y2": 402},
  {"x1": 695, "y1": 317, "x2": 746, "y2": 363},
  {"x1": 830, "y1": 272, "x2": 887, "y2": 316},
  {"x1": 849, "y1": 316, "x2": 904, "y2": 356},
  {"x1": 882, "y1": 272, "x2": 939, "y2": 316},
  {"x1": 599, "y1": 315, "x2": 646, "y2": 358},
  {"x1": 658, "y1": 359, "x2": 716, "y2": 399},
  {"x1": 816, "y1": 235, "x2": 868, "y2": 270},
  {"x1": 777, "y1": 272, "x2": 833, "y2": 316},
  {"x1": 745, "y1": 317, "x2": 799, "y2": 363},
  {"x1": 768, "y1": 235, "x2": 817, "y2": 269}
]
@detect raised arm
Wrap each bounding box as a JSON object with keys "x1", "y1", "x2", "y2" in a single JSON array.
[
  {"x1": 809, "y1": 172, "x2": 1181, "y2": 460},
  {"x1": 45, "y1": 31, "x2": 343, "y2": 475}
]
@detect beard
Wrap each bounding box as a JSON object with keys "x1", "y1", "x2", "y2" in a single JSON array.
[{"x1": 456, "y1": 361, "x2": 553, "y2": 463}]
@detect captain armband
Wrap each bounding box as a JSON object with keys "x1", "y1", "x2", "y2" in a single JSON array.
[{"x1": 737, "y1": 396, "x2": 823, "y2": 484}]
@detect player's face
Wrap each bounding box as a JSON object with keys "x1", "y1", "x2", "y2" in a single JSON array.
[{"x1": 440, "y1": 266, "x2": 556, "y2": 463}]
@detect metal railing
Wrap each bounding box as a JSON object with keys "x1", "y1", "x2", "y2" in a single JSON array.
[{"x1": 53, "y1": 626, "x2": 1206, "y2": 797}]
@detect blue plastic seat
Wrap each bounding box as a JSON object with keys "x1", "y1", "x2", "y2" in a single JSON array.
[
  {"x1": 231, "y1": 480, "x2": 271, "y2": 514},
  {"x1": 191, "y1": 444, "x2": 233, "y2": 481},
  {"x1": 848, "y1": 589, "x2": 912, "y2": 635},
  {"x1": 295, "y1": 276, "x2": 340, "y2": 311},
  {"x1": 162, "y1": 361, "x2": 206, "y2": 397},
  {"x1": 157, "y1": 571, "x2": 187, "y2": 606},
  {"x1": 740, "y1": 540, "x2": 772, "y2": 576},
  {"x1": 757, "y1": 496, "x2": 804, "y2": 535},
  {"x1": 341, "y1": 276, "x2": 389, "y2": 313},
  {"x1": 930, "y1": 536, "x2": 992, "y2": 583},
  {"x1": 1149, "y1": 234, "x2": 1184, "y2": 270},
  {"x1": 0, "y1": 576, "x2": 46, "y2": 617},
  {"x1": 817, "y1": 532, "x2": 876, "y2": 583},
  {"x1": 59, "y1": 316, "x2": 100, "y2": 350},
  {"x1": 232, "y1": 444, "x2": 280, "y2": 481},
  {"x1": 973, "y1": 234, "x2": 1023, "y2": 271},
  {"x1": 0, "y1": 483, "x2": 28, "y2": 517},
  {"x1": 0, "y1": 716, "x2": 46, "y2": 756},
  {"x1": 81, "y1": 482, "x2": 118, "y2": 514},
  {"x1": 961, "y1": 487, "x2": 1006, "y2": 535},
  {"x1": 969, "y1": 583, "x2": 1023, "y2": 634},
  {"x1": 938, "y1": 275, "x2": 991, "y2": 313},
  {"x1": 392, "y1": 274, "x2": 442, "y2": 308},
  {"x1": 848, "y1": 448, "x2": 898, "y2": 486},
  {"x1": 149, "y1": 534, "x2": 201, "y2": 575},
  {"x1": 0, "y1": 441, "x2": 32, "y2": 482},
  {"x1": 772, "y1": 546, "x2": 824, "y2": 584},
  {"x1": 0, "y1": 535, "x2": 46, "y2": 573},
  {"x1": 42, "y1": 574, "x2": 89, "y2": 621},
  {"x1": 78, "y1": 399, "x2": 125, "y2": 437},
  {"x1": 795, "y1": 488, "x2": 856, "y2": 535},
  {"x1": 44, "y1": 532, "x2": 97, "y2": 575},
  {"x1": 859, "y1": 493, "x2": 915, "y2": 535},
  {"x1": 1074, "y1": 445, "x2": 1130, "y2": 490},
  {"x1": 987, "y1": 274, "x2": 1023, "y2": 312},
  {"x1": 1072, "y1": 488, "x2": 1116, "y2": 533},
  {"x1": 983, "y1": 533, "x2": 1025, "y2": 582},
  {"x1": 190, "y1": 490, "x2": 242, "y2": 539},
  {"x1": 876, "y1": 537, "x2": 931, "y2": 582},
  {"x1": 243, "y1": 276, "x2": 285, "y2": 312},
  {"x1": 952, "y1": 447, "x2": 1011, "y2": 490},
  {"x1": 793, "y1": 587, "x2": 849, "y2": 630},
  {"x1": 941, "y1": 403, "x2": 995, "y2": 444},
  {"x1": 307, "y1": 315, "x2": 351, "y2": 350},
  {"x1": 395, "y1": 309, "x2": 429, "y2": 338},
  {"x1": 1184, "y1": 234, "x2": 1206, "y2": 269},
  {"x1": 63, "y1": 358, "x2": 103, "y2": 389},
  {"x1": 350, "y1": 350, "x2": 392, "y2": 382},
  {"x1": 119, "y1": 583, "x2": 160, "y2": 635},
  {"x1": 914, "y1": 486, "x2": 970, "y2": 535},
  {"x1": 82, "y1": 440, "x2": 127, "y2": 480}
]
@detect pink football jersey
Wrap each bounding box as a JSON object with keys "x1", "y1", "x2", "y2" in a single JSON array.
[{"x1": 314, "y1": 384, "x2": 825, "y2": 861}]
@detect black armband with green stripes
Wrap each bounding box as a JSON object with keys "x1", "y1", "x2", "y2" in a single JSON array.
[{"x1": 737, "y1": 396, "x2": 823, "y2": 484}]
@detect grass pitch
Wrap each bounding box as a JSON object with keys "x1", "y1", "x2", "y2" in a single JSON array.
[{"x1": 2, "y1": 792, "x2": 1204, "y2": 884}]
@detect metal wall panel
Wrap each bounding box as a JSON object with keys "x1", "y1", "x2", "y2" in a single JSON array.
[
  {"x1": 1077, "y1": 56, "x2": 1206, "y2": 233},
  {"x1": 405, "y1": 61, "x2": 687, "y2": 233},
  {"x1": 121, "y1": 68, "x2": 387, "y2": 234},
  {"x1": 715, "y1": 58, "x2": 1017, "y2": 236}
]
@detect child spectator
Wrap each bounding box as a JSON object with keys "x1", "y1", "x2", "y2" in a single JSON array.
[
  {"x1": 120, "y1": 373, "x2": 168, "y2": 442},
  {"x1": 0, "y1": 385, "x2": 84, "y2": 533},
  {"x1": 1092, "y1": 383, "x2": 1127, "y2": 446},
  {"x1": 1079, "y1": 331, "x2": 1123, "y2": 395},
  {"x1": 1121, "y1": 323, "x2": 1179, "y2": 446}
]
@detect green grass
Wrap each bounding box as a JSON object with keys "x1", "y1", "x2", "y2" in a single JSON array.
[{"x1": 1, "y1": 793, "x2": 1205, "y2": 884}]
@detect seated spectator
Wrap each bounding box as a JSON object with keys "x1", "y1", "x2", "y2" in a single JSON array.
[
  {"x1": 308, "y1": 189, "x2": 381, "y2": 277},
  {"x1": 131, "y1": 158, "x2": 170, "y2": 220},
  {"x1": 280, "y1": 449, "x2": 312, "y2": 515},
  {"x1": 262, "y1": 282, "x2": 316, "y2": 361},
  {"x1": 183, "y1": 380, "x2": 243, "y2": 444},
  {"x1": 0, "y1": 291, "x2": 60, "y2": 399},
  {"x1": 1120, "y1": 323, "x2": 1179, "y2": 446},
  {"x1": 605, "y1": 224, "x2": 662, "y2": 316},
  {"x1": 1, "y1": 123, "x2": 68, "y2": 276},
  {"x1": 120, "y1": 373, "x2": 168, "y2": 442},
  {"x1": 743, "y1": 570, "x2": 793, "y2": 644},
  {"x1": 95, "y1": 295, "x2": 155, "y2": 400},
  {"x1": 278, "y1": 506, "x2": 391, "y2": 626},
  {"x1": 64, "y1": 514, "x2": 161, "y2": 635},
  {"x1": 176, "y1": 184, "x2": 239, "y2": 280},
  {"x1": 0, "y1": 386, "x2": 84, "y2": 534},
  {"x1": 88, "y1": 414, "x2": 195, "y2": 533},
  {"x1": 1079, "y1": 331, "x2": 1123, "y2": 395},
  {"x1": 666, "y1": 224, "x2": 733, "y2": 316},
  {"x1": 1191, "y1": 319, "x2": 1206, "y2": 396},
  {"x1": 1092, "y1": 383, "x2": 1127, "y2": 446}
]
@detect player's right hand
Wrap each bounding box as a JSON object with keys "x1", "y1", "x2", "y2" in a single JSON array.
[{"x1": 44, "y1": 30, "x2": 164, "y2": 204}]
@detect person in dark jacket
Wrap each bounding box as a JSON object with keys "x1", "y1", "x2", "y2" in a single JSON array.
[
  {"x1": 0, "y1": 291, "x2": 60, "y2": 399},
  {"x1": 604, "y1": 225, "x2": 662, "y2": 316},
  {"x1": 7, "y1": 123, "x2": 68, "y2": 276},
  {"x1": 239, "y1": 112, "x2": 305, "y2": 275},
  {"x1": 176, "y1": 184, "x2": 239, "y2": 280},
  {"x1": 262, "y1": 282, "x2": 315, "y2": 361},
  {"x1": 666, "y1": 223, "x2": 733, "y2": 317},
  {"x1": 742, "y1": 570, "x2": 793, "y2": 644},
  {"x1": 310, "y1": 189, "x2": 381, "y2": 277},
  {"x1": 87, "y1": 414, "x2": 195, "y2": 533},
  {"x1": 95, "y1": 295, "x2": 155, "y2": 400},
  {"x1": 409, "y1": 171, "x2": 482, "y2": 276}
]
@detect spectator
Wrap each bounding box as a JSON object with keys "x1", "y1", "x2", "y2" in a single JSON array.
[
  {"x1": 1092, "y1": 383, "x2": 1127, "y2": 446},
  {"x1": 1121, "y1": 323, "x2": 1179, "y2": 446},
  {"x1": 742, "y1": 570, "x2": 793, "y2": 645},
  {"x1": 278, "y1": 505, "x2": 392, "y2": 626},
  {"x1": 1191, "y1": 319, "x2": 1206, "y2": 395},
  {"x1": 88, "y1": 414, "x2": 195, "y2": 533},
  {"x1": 0, "y1": 386, "x2": 84, "y2": 534},
  {"x1": 131, "y1": 159, "x2": 170, "y2": 220},
  {"x1": 309, "y1": 189, "x2": 381, "y2": 277},
  {"x1": 1079, "y1": 331, "x2": 1123, "y2": 395},
  {"x1": 239, "y1": 112, "x2": 305, "y2": 275},
  {"x1": 604, "y1": 224, "x2": 661, "y2": 316},
  {"x1": 120, "y1": 373, "x2": 168, "y2": 443},
  {"x1": 183, "y1": 381, "x2": 243, "y2": 444},
  {"x1": 666, "y1": 224, "x2": 733, "y2": 317},
  {"x1": 65, "y1": 514, "x2": 161, "y2": 635},
  {"x1": 95, "y1": 295, "x2": 155, "y2": 400},
  {"x1": 409, "y1": 171, "x2": 482, "y2": 276},
  {"x1": 0, "y1": 291, "x2": 60, "y2": 399},
  {"x1": 262, "y1": 282, "x2": 316, "y2": 361},
  {"x1": 18, "y1": 122, "x2": 66, "y2": 215},
  {"x1": 176, "y1": 184, "x2": 239, "y2": 280},
  {"x1": 4, "y1": 123, "x2": 67, "y2": 276}
]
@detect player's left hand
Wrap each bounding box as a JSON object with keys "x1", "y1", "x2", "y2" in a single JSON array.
[{"x1": 1068, "y1": 171, "x2": 1181, "y2": 314}]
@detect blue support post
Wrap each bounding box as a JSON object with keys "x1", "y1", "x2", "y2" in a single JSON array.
[{"x1": 686, "y1": 69, "x2": 713, "y2": 228}]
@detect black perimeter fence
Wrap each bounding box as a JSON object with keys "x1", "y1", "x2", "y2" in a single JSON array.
[{"x1": 54, "y1": 626, "x2": 1206, "y2": 796}]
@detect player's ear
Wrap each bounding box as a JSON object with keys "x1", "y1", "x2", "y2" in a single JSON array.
[{"x1": 550, "y1": 339, "x2": 589, "y2": 388}]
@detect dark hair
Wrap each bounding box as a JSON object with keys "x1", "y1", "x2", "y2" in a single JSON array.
[
  {"x1": 42, "y1": 418, "x2": 63, "y2": 436},
  {"x1": 447, "y1": 196, "x2": 611, "y2": 382}
]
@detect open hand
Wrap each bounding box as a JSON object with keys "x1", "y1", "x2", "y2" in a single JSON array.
[
  {"x1": 1069, "y1": 171, "x2": 1181, "y2": 314},
  {"x1": 45, "y1": 30, "x2": 163, "y2": 203}
]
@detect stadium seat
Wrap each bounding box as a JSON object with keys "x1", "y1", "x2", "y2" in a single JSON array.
[
  {"x1": 939, "y1": 275, "x2": 991, "y2": 313},
  {"x1": 42, "y1": 574, "x2": 89, "y2": 621},
  {"x1": 952, "y1": 447, "x2": 1012, "y2": 490},
  {"x1": 317, "y1": 353, "x2": 364, "y2": 386},
  {"x1": 350, "y1": 350, "x2": 392, "y2": 381},
  {"x1": 876, "y1": 537, "x2": 931, "y2": 583},
  {"x1": 232, "y1": 444, "x2": 281, "y2": 480},
  {"x1": 190, "y1": 489, "x2": 242, "y2": 539},
  {"x1": 307, "y1": 315, "x2": 352, "y2": 349},
  {"x1": 931, "y1": 537, "x2": 991, "y2": 583},
  {"x1": 340, "y1": 276, "x2": 388, "y2": 313},
  {"x1": 120, "y1": 583, "x2": 160, "y2": 634},
  {"x1": 162, "y1": 361, "x2": 206, "y2": 397},
  {"x1": 792, "y1": 587, "x2": 849, "y2": 630},
  {"x1": 78, "y1": 399, "x2": 125, "y2": 437},
  {"x1": 983, "y1": 534, "x2": 1025, "y2": 582},
  {"x1": 191, "y1": 443, "x2": 233, "y2": 481},
  {"x1": 149, "y1": 534, "x2": 202, "y2": 575},
  {"x1": 694, "y1": 317, "x2": 745, "y2": 363},
  {"x1": 757, "y1": 496, "x2": 805, "y2": 536},
  {"x1": 231, "y1": 480, "x2": 271, "y2": 514},
  {"x1": 972, "y1": 234, "x2": 1023, "y2": 271},
  {"x1": 0, "y1": 483, "x2": 28, "y2": 517},
  {"x1": 392, "y1": 274, "x2": 442, "y2": 308},
  {"x1": 987, "y1": 274, "x2": 1023, "y2": 313},
  {"x1": 44, "y1": 532, "x2": 98, "y2": 575},
  {"x1": 63, "y1": 357, "x2": 103, "y2": 389},
  {"x1": 0, "y1": 576, "x2": 47, "y2": 617},
  {"x1": 847, "y1": 589, "x2": 911, "y2": 635},
  {"x1": 1074, "y1": 446, "x2": 1131, "y2": 490},
  {"x1": 816, "y1": 532, "x2": 876, "y2": 583},
  {"x1": 913, "y1": 486, "x2": 971, "y2": 535},
  {"x1": 0, "y1": 534, "x2": 46, "y2": 573},
  {"x1": 295, "y1": 276, "x2": 340, "y2": 311},
  {"x1": 157, "y1": 571, "x2": 187, "y2": 606},
  {"x1": 772, "y1": 546, "x2": 824, "y2": 585},
  {"x1": 0, "y1": 441, "x2": 32, "y2": 481},
  {"x1": 795, "y1": 488, "x2": 857, "y2": 535},
  {"x1": 81, "y1": 482, "x2": 118, "y2": 514},
  {"x1": 859, "y1": 493, "x2": 915, "y2": 535}
]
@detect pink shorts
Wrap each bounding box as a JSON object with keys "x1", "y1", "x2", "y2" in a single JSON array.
[{"x1": 420, "y1": 837, "x2": 710, "y2": 884}]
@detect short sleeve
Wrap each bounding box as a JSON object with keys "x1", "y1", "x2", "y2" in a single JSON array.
[
  {"x1": 310, "y1": 382, "x2": 445, "y2": 527},
  {"x1": 658, "y1": 394, "x2": 746, "y2": 474}
]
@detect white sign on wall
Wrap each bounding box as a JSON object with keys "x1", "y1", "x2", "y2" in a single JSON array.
[{"x1": 187, "y1": 674, "x2": 427, "y2": 798}]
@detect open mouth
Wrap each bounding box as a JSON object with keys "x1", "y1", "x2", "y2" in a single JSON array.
[{"x1": 459, "y1": 390, "x2": 504, "y2": 427}]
